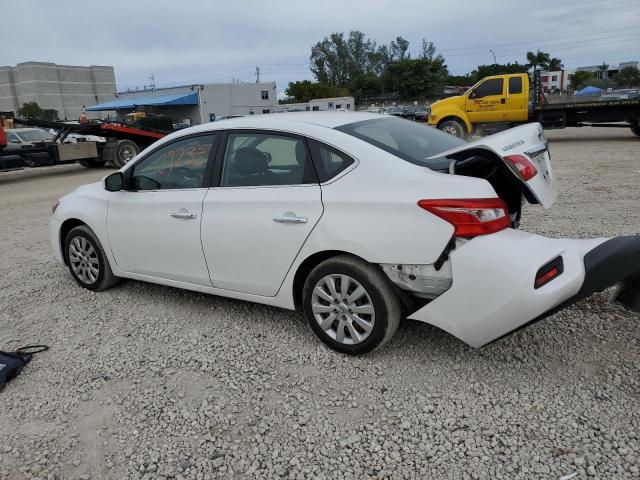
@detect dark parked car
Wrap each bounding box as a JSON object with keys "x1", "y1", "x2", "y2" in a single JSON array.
[
  {"x1": 386, "y1": 106, "x2": 416, "y2": 119},
  {"x1": 413, "y1": 105, "x2": 431, "y2": 122}
]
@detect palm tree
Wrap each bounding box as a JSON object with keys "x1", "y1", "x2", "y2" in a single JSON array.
[
  {"x1": 598, "y1": 62, "x2": 610, "y2": 79},
  {"x1": 548, "y1": 57, "x2": 564, "y2": 71},
  {"x1": 526, "y1": 50, "x2": 551, "y2": 73}
]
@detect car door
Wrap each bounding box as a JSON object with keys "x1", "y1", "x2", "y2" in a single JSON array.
[
  {"x1": 107, "y1": 133, "x2": 218, "y2": 286},
  {"x1": 465, "y1": 77, "x2": 507, "y2": 124},
  {"x1": 201, "y1": 130, "x2": 323, "y2": 296},
  {"x1": 505, "y1": 75, "x2": 528, "y2": 122}
]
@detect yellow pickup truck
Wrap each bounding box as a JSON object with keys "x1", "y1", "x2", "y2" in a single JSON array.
[{"x1": 428, "y1": 73, "x2": 640, "y2": 138}]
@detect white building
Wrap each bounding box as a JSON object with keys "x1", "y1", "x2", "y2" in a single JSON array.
[
  {"x1": 87, "y1": 82, "x2": 278, "y2": 125},
  {"x1": 575, "y1": 61, "x2": 639, "y2": 80},
  {"x1": 539, "y1": 70, "x2": 573, "y2": 91},
  {"x1": 276, "y1": 96, "x2": 355, "y2": 112}
]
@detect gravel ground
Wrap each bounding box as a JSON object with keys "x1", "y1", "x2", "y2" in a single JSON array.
[{"x1": 0, "y1": 127, "x2": 638, "y2": 480}]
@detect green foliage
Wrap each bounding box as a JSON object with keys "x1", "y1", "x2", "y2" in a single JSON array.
[
  {"x1": 469, "y1": 63, "x2": 529, "y2": 83},
  {"x1": 349, "y1": 73, "x2": 381, "y2": 101},
  {"x1": 548, "y1": 58, "x2": 564, "y2": 71},
  {"x1": 309, "y1": 31, "x2": 414, "y2": 88},
  {"x1": 308, "y1": 31, "x2": 449, "y2": 102},
  {"x1": 569, "y1": 70, "x2": 595, "y2": 90},
  {"x1": 526, "y1": 50, "x2": 551, "y2": 71},
  {"x1": 446, "y1": 74, "x2": 474, "y2": 86},
  {"x1": 16, "y1": 102, "x2": 58, "y2": 121},
  {"x1": 284, "y1": 80, "x2": 348, "y2": 103},
  {"x1": 17, "y1": 101, "x2": 43, "y2": 118},
  {"x1": 615, "y1": 66, "x2": 640, "y2": 87},
  {"x1": 386, "y1": 57, "x2": 448, "y2": 100}
]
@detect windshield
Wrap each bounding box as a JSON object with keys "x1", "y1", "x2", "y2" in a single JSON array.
[
  {"x1": 335, "y1": 118, "x2": 466, "y2": 169},
  {"x1": 17, "y1": 129, "x2": 54, "y2": 142}
]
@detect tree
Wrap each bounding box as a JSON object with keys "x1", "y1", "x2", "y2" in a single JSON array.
[
  {"x1": 548, "y1": 57, "x2": 564, "y2": 71},
  {"x1": 569, "y1": 70, "x2": 594, "y2": 91},
  {"x1": 598, "y1": 62, "x2": 610, "y2": 79},
  {"x1": 349, "y1": 73, "x2": 381, "y2": 102},
  {"x1": 526, "y1": 50, "x2": 551, "y2": 73},
  {"x1": 309, "y1": 31, "x2": 414, "y2": 88},
  {"x1": 615, "y1": 66, "x2": 640, "y2": 87},
  {"x1": 386, "y1": 57, "x2": 448, "y2": 100},
  {"x1": 17, "y1": 101, "x2": 43, "y2": 119},
  {"x1": 284, "y1": 80, "x2": 348, "y2": 103},
  {"x1": 469, "y1": 62, "x2": 529, "y2": 83}
]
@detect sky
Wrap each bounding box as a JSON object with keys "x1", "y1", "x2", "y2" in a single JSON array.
[{"x1": 2, "y1": 0, "x2": 639, "y2": 96}]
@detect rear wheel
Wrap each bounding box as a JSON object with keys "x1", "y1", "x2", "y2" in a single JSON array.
[
  {"x1": 104, "y1": 139, "x2": 140, "y2": 168},
  {"x1": 302, "y1": 255, "x2": 401, "y2": 355},
  {"x1": 438, "y1": 119, "x2": 467, "y2": 139},
  {"x1": 64, "y1": 225, "x2": 120, "y2": 291}
]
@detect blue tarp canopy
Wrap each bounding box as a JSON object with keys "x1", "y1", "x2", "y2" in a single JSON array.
[
  {"x1": 86, "y1": 92, "x2": 199, "y2": 111},
  {"x1": 575, "y1": 85, "x2": 603, "y2": 96}
]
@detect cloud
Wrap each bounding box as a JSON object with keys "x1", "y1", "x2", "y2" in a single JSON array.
[{"x1": 2, "y1": 0, "x2": 638, "y2": 94}]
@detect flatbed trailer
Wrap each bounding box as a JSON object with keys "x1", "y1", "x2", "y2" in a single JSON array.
[{"x1": 0, "y1": 116, "x2": 169, "y2": 173}]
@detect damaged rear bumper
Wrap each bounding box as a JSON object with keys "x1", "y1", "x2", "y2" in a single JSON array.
[{"x1": 407, "y1": 230, "x2": 640, "y2": 348}]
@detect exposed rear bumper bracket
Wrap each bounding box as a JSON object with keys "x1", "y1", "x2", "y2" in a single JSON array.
[{"x1": 575, "y1": 235, "x2": 640, "y2": 312}]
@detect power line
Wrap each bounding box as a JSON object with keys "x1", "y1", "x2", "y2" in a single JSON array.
[{"x1": 437, "y1": 24, "x2": 640, "y2": 53}]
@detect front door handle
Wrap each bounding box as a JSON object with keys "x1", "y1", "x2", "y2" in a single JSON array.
[
  {"x1": 171, "y1": 210, "x2": 197, "y2": 220},
  {"x1": 500, "y1": 98, "x2": 506, "y2": 104},
  {"x1": 273, "y1": 212, "x2": 307, "y2": 224}
]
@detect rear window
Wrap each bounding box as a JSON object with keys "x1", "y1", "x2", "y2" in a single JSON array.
[
  {"x1": 335, "y1": 118, "x2": 466, "y2": 169},
  {"x1": 509, "y1": 77, "x2": 523, "y2": 94}
]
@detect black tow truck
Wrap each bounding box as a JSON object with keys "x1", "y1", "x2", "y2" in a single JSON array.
[{"x1": 0, "y1": 115, "x2": 170, "y2": 173}]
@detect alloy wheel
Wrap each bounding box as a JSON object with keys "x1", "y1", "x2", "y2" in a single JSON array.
[
  {"x1": 69, "y1": 236, "x2": 100, "y2": 284},
  {"x1": 311, "y1": 274, "x2": 376, "y2": 345}
]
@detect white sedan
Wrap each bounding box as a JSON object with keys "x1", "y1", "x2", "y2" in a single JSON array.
[{"x1": 50, "y1": 113, "x2": 640, "y2": 354}]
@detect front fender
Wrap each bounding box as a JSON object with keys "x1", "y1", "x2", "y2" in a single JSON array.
[{"x1": 430, "y1": 107, "x2": 472, "y2": 133}]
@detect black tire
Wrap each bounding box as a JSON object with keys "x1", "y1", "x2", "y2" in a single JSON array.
[
  {"x1": 302, "y1": 255, "x2": 401, "y2": 355},
  {"x1": 631, "y1": 121, "x2": 640, "y2": 137},
  {"x1": 64, "y1": 225, "x2": 120, "y2": 291},
  {"x1": 79, "y1": 158, "x2": 107, "y2": 168},
  {"x1": 438, "y1": 119, "x2": 467, "y2": 139},
  {"x1": 108, "y1": 139, "x2": 139, "y2": 168}
]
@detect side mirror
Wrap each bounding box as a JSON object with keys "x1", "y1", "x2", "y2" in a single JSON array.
[
  {"x1": 104, "y1": 172, "x2": 123, "y2": 192},
  {"x1": 468, "y1": 90, "x2": 476, "y2": 99}
]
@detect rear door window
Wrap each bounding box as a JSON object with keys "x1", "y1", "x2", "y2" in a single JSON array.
[
  {"x1": 220, "y1": 132, "x2": 317, "y2": 187},
  {"x1": 509, "y1": 77, "x2": 523, "y2": 94}
]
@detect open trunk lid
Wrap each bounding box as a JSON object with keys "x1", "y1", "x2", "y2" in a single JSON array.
[{"x1": 430, "y1": 123, "x2": 557, "y2": 208}]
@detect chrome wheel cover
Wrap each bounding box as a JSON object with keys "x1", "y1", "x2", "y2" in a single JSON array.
[
  {"x1": 120, "y1": 145, "x2": 135, "y2": 163},
  {"x1": 311, "y1": 274, "x2": 375, "y2": 345},
  {"x1": 441, "y1": 124, "x2": 459, "y2": 136},
  {"x1": 69, "y1": 236, "x2": 100, "y2": 284}
]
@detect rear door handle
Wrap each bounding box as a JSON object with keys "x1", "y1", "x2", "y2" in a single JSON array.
[
  {"x1": 171, "y1": 210, "x2": 197, "y2": 220},
  {"x1": 273, "y1": 212, "x2": 307, "y2": 224}
]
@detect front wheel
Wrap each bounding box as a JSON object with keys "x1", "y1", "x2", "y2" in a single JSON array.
[
  {"x1": 302, "y1": 255, "x2": 401, "y2": 355},
  {"x1": 438, "y1": 119, "x2": 467, "y2": 139},
  {"x1": 631, "y1": 121, "x2": 640, "y2": 137},
  {"x1": 64, "y1": 225, "x2": 120, "y2": 291}
]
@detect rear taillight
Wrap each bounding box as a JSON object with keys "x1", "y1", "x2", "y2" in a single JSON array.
[
  {"x1": 504, "y1": 154, "x2": 537, "y2": 181},
  {"x1": 418, "y1": 198, "x2": 510, "y2": 237}
]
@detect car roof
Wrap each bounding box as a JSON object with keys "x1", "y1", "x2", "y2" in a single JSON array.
[{"x1": 202, "y1": 111, "x2": 386, "y2": 130}]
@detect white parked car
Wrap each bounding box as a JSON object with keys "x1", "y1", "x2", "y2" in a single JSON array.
[{"x1": 50, "y1": 113, "x2": 640, "y2": 354}]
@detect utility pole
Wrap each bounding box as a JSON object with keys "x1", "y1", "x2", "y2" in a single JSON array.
[
  {"x1": 489, "y1": 49, "x2": 497, "y2": 65},
  {"x1": 255, "y1": 66, "x2": 260, "y2": 83},
  {"x1": 149, "y1": 73, "x2": 156, "y2": 91}
]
